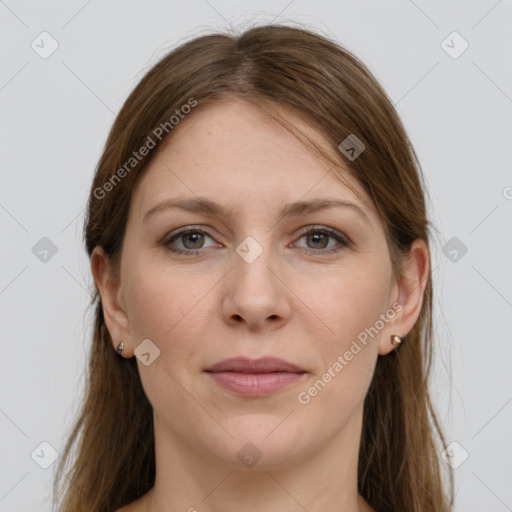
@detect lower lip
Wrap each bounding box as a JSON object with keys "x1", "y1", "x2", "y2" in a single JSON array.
[{"x1": 206, "y1": 371, "x2": 306, "y2": 397}]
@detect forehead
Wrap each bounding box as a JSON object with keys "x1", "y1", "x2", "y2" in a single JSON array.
[{"x1": 130, "y1": 99, "x2": 377, "y2": 224}]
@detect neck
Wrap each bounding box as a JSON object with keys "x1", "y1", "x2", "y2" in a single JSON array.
[{"x1": 145, "y1": 409, "x2": 374, "y2": 512}]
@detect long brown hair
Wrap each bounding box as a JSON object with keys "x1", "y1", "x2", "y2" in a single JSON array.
[{"x1": 53, "y1": 23, "x2": 454, "y2": 512}]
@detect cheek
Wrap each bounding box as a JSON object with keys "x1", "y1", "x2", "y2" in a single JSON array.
[
  {"x1": 122, "y1": 256, "x2": 218, "y2": 356},
  {"x1": 296, "y1": 258, "x2": 390, "y2": 409},
  {"x1": 121, "y1": 261, "x2": 217, "y2": 412},
  {"x1": 302, "y1": 258, "x2": 391, "y2": 347},
  {"x1": 295, "y1": 265, "x2": 388, "y2": 426},
  {"x1": 122, "y1": 249, "x2": 183, "y2": 331}
]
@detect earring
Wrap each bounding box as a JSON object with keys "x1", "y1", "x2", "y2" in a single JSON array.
[
  {"x1": 116, "y1": 342, "x2": 125, "y2": 355},
  {"x1": 391, "y1": 334, "x2": 402, "y2": 348}
]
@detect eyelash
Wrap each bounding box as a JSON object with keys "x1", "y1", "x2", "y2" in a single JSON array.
[{"x1": 162, "y1": 225, "x2": 350, "y2": 257}]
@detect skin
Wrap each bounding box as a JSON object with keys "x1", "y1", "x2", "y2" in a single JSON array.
[{"x1": 91, "y1": 99, "x2": 429, "y2": 512}]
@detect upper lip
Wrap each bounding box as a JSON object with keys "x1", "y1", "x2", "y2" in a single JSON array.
[{"x1": 205, "y1": 357, "x2": 305, "y2": 373}]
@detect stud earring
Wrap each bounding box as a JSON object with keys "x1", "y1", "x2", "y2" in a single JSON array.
[
  {"x1": 391, "y1": 334, "x2": 402, "y2": 348},
  {"x1": 116, "y1": 342, "x2": 125, "y2": 355}
]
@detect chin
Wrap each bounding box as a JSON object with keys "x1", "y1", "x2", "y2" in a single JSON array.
[{"x1": 216, "y1": 416, "x2": 308, "y2": 468}]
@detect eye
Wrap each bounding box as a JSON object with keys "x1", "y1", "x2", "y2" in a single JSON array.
[
  {"x1": 162, "y1": 225, "x2": 350, "y2": 257},
  {"x1": 292, "y1": 226, "x2": 350, "y2": 255},
  {"x1": 163, "y1": 227, "x2": 217, "y2": 255}
]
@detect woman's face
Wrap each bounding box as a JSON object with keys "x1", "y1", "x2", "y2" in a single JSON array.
[{"x1": 97, "y1": 99, "x2": 409, "y2": 470}]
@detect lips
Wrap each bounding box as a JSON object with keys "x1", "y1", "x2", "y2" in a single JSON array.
[
  {"x1": 204, "y1": 357, "x2": 306, "y2": 397},
  {"x1": 205, "y1": 356, "x2": 305, "y2": 374}
]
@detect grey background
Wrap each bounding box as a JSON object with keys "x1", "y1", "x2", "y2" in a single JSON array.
[{"x1": 1, "y1": 1, "x2": 511, "y2": 511}]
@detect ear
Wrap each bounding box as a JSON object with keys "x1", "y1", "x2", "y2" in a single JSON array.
[
  {"x1": 378, "y1": 238, "x2": 430, "y2": 356},
  {"x1": 90, "y1": 245, "x2": 134, "y2": 357}
]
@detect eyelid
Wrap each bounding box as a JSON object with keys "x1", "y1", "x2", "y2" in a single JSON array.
[
  {"x1": 163, "y1": 226, "x2": 351, "y2": 258},
  {"x1": 293, "y1": 225, "x2": 351, "y2": 244},
  {"x1": 164, "y1": 224, "x2": 349, "y2": 242},
  {"x1": 162, "y1": 226, "x2": 217, "y2": 246}
]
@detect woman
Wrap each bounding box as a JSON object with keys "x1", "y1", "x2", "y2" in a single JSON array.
[{"x1": 54, "y1": 24, "x2": 454, "y2": 512}]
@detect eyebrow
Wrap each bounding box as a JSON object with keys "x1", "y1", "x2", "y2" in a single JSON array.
[{"x1": 142, "y1": 197, "x2": 371, "y2": 225}]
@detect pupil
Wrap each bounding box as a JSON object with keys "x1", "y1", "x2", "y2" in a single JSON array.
[
  {"x1": 309, "y1": 233, "x2": 327, "y2": 249},
  {"x1": 185, "y1": 233, "x2": 203, "y2": 249},
  {"x1": 181, "y1": 232, "x2": 329, "y2": 250}
]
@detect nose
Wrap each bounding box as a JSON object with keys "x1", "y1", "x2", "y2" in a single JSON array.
[{"x1": 221, "y1": 239, "x2": 291, "y2": 332}]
